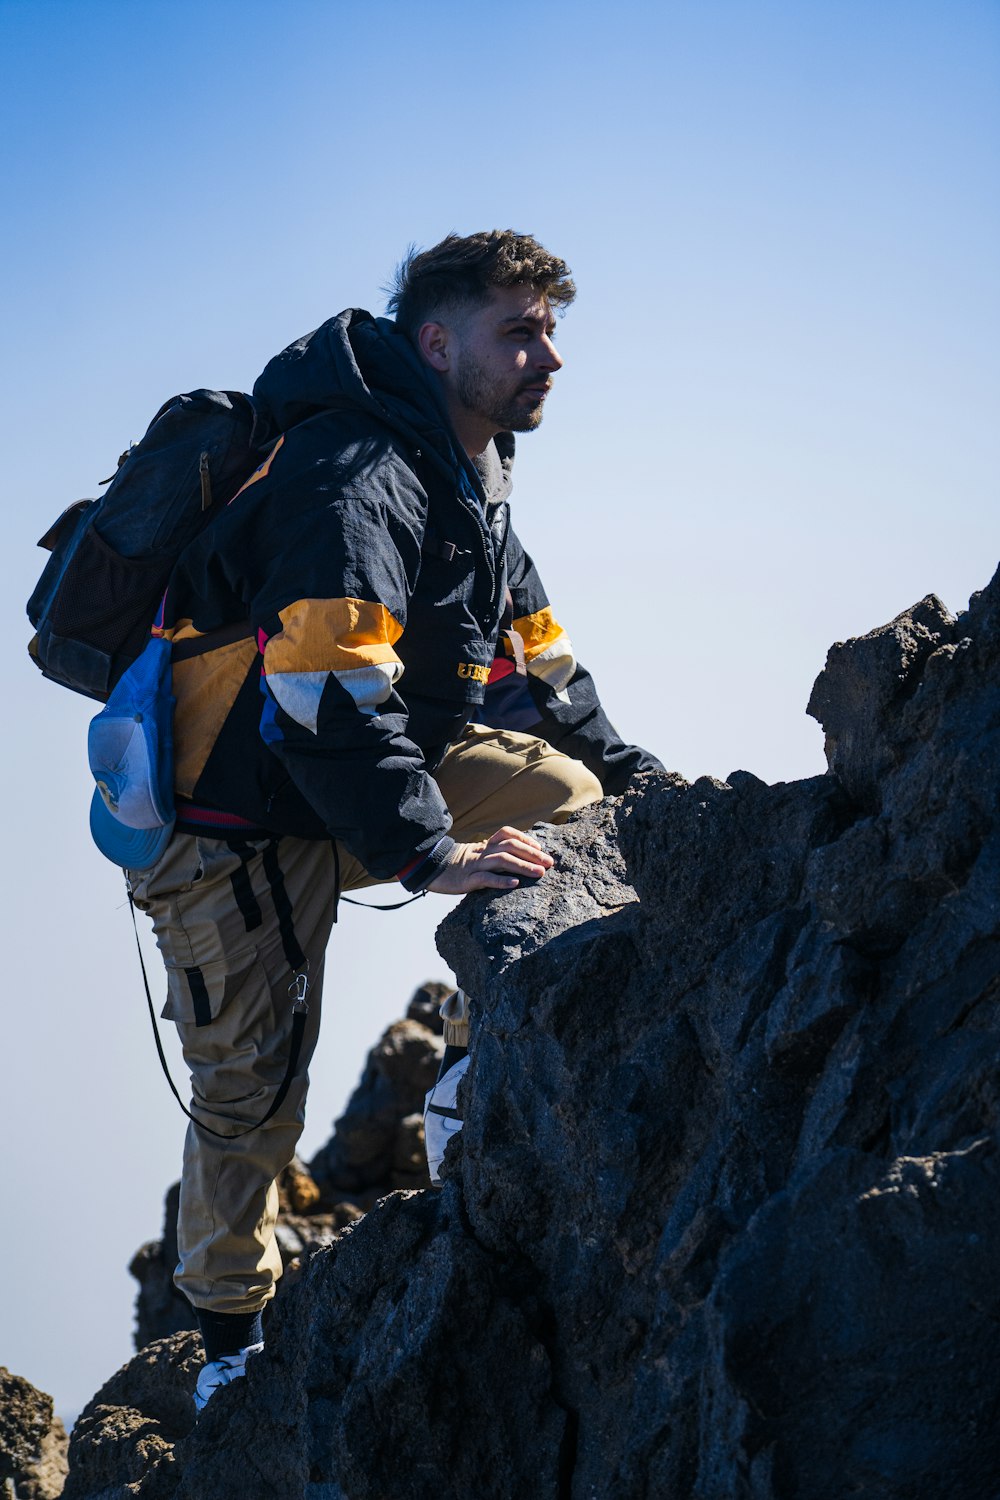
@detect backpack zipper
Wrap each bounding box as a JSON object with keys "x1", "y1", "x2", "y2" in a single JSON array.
[{"x1": 199, "y1": 452, "x2": 212, "y2": 511}]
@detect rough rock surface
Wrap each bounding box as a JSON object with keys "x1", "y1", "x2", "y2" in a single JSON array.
[
  {"x1": 64, "y1": 568, "x2": 1000, "y2": 1498},
  {"x1": 130, "y1": 984, "x2": 449, "y2": 1348},
  {"x1": 62, "y1": 1334, "x2": 202, "y2": 1500},
  {"x1": 0, "y1": 1368, "x2": 68, "y2": 1499},
  {"x1": 309, "y1": 980, "x2": 450, "y2": 1204}
]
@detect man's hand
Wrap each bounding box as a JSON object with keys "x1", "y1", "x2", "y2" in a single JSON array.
[{"x1": 427, "y1": 826, "x2": 555, "y2": 896}]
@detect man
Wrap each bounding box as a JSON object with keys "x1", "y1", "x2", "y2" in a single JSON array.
[{"x1": 125, "y1": 230, "x2": 661, "y2": 1409}]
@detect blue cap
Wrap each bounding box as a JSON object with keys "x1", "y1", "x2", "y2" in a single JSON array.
[
  {"x1": 87, "y1": 637, "x2": 176, "y2": 872},
  {"x1": 89, "y1": 790, "x2": 175, "y2": 871}
]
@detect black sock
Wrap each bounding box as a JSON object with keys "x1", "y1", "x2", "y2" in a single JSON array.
[
  {"x1": 437, "y1": 1043, "x2": 468, "y2": 1080},
  {"x1": 197, "y1": 1307, "x2": 264, "y2": 1362}
]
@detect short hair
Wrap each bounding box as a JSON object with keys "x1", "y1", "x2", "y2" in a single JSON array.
[{"x1": 386, "y1": 229, "x2": 576, "y2": 337}]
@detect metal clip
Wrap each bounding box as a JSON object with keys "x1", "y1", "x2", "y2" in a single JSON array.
[{"x1": 289, "y1": 965, "x2": 310, "y2": 1013}]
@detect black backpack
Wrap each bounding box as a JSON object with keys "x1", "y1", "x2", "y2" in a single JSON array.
[{"x1": 27, "y1": 388, "x2": 271, "y2": 702}]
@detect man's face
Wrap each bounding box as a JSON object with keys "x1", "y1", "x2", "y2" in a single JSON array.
[{"x1": 448, "y1": 285, "x2": 564, "y2": 436}]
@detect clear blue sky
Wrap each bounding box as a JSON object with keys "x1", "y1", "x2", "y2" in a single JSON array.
[{"x1": 2, "y1": 0, "x2": 997, "y2": 1422}]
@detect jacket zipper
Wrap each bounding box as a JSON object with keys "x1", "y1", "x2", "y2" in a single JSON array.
[
  {"x1": 457, "y1": 468, "x2": 509, "y2": 634},
  {"x1": 491, "y1": 504, "x2": 511, "y2": 624}
]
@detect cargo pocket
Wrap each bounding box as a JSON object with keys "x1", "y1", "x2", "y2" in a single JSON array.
[
  {"x1": 161, "y1": 949, "x2": 259, "y2": 1028},
  {"x1": 128, "y1": 832, "x2": 205, "y2": 907}
]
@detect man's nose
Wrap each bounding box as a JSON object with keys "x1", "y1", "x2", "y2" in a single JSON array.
[{"x1": 537, "y1": 335, "x2": 564, "y2": 372}]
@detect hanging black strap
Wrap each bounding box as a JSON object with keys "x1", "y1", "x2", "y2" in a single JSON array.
[
  {"x1": 328, "y1": 838, "x2": 428, "y2": 920},
  {"x1": 227, "y1": 842, "x2": 264, "y2": 932},
  {"x1": 261, "y1": 840, "x2": 307, "y2": 969},
  {"x1": 127, "y1": 883, "x2": 307, "y2": 1140},
  {"x1": 339, "y1": 891, "x2": 428, "y2": 911}
]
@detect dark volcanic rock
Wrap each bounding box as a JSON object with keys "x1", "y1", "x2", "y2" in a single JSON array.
[
  {"x1": 128, "y1": 1182, "x2": 196, "y2": 1351},
  {"x1": 0, "y1": 1367, "x2": 68, "y2": 1499},
  {"x1": 62, "y1": 1332, "x2": 202, "y2": 1500},
  {"x1": 66, "y1": 566, "x2": 1000, "y2": 1498},
  {"x1": 309, "y1": 982, "x2": 450, "y2": 1203}
]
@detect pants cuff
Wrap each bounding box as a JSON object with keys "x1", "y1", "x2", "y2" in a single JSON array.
[{"x1": 440, "y1": 988, "x2": 469, "y2": 1047}]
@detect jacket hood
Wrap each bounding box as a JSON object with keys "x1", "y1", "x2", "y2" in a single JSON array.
[{"x1": 252, "y1": 309, "x2": 514, "y2": 506}]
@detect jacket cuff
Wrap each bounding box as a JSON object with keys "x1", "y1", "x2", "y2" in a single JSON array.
[{"x1": 397, "y1": 835, "x2": 456, "y2": 893}]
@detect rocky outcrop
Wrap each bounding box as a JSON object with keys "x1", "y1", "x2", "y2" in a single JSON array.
[
  {"x1": 129, "y1": 984, "x2": 449, "y2": 1348},
  {"x1": 308, "y1": 979, "x2": 451, "y2": 1205},
  {"x1": 60, "y1": 1335, "x2": 201, "y2": 1500},
  {"x1": 62, "y1": 567, "x2": 1000, "y2": 1498},
  {"x1": 0, "y1": 1368, "x2": 68, "y2": 1500}
]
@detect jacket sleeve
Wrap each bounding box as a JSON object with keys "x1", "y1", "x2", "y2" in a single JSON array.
[
  {"x1": 480, "y1": 525, "x2": 664, "y2": 795},
  {"x1": 245, "y1": 436, "x2": 455, "y2": 886}
]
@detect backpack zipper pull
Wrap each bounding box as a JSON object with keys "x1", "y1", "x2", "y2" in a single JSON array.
[{"x1": 199, "y1": 452, "x2": 212, "y2": 510}]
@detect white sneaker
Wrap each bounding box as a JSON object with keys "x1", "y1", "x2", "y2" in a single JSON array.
[
  {"x1": 193, "y1": 1341, "x2": 264, "y2": 1412},
  {"x1": 423, "y1": 1053, "x2": 470, "y2": 1185}
]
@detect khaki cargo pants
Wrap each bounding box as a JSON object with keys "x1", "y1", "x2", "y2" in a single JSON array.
[{"x1": 128, "y1": 725, "x2": 602, "y2": 1316}]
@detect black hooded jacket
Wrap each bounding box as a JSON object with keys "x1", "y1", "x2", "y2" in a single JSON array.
[{"x1": 154, "y1": 310, "x2": 661, "y2": 885}]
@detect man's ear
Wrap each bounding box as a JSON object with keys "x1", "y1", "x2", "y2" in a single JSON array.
[{"x1": 417, "y1": 320, "x2": 451, "y2": 373}]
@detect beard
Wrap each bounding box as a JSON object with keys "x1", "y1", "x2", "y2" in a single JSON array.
[{"x1": 454, "y1": 352, "x2": 546, "y2": 433}]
